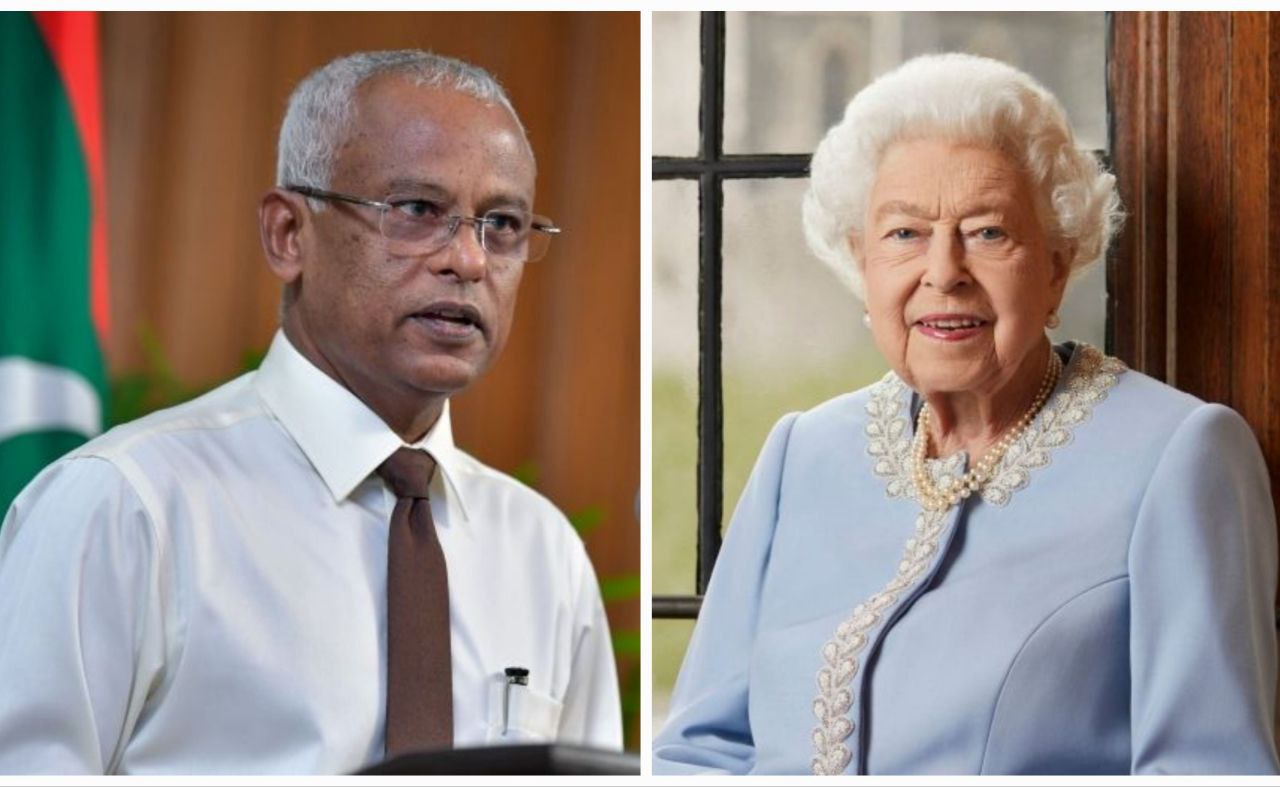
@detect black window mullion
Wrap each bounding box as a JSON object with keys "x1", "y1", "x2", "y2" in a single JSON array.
[
  {"x1": 654, "y1": 154, "x2": 811, "y2": 180},
  {"x1": 696, "y1": 172, "x2": 723, "y2": 597},
  {"x1": 695, "y1": 11, "x2": 726, "y2": 597}
]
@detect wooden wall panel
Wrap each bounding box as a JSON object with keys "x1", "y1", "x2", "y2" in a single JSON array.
[
  {"x1": 99, "y1": 10, "x2": 640, "y2": 722},
  {"x1": 1111, "y1": 11, "x2": 1280, "y2": 567},
  {"x1": 1109, "y1": 11, "x2": 1169, "y2": 377},
  {"x1": 1229, "y1": 14, "x2": 1280, "y2": 481},
  {"x1": 1170, "y1": 12, "x2": 1233, "y2": 400},
  {"x1": 536, "y1": 12, "x2": 642, "y2": 627}
]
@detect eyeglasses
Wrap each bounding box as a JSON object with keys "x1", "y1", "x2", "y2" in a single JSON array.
[{"x1": 285, "y1": 184, "x2": 560, "y2": 263}]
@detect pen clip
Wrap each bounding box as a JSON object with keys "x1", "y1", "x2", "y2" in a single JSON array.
[{"x1": 502, "y1": 666, "x2": 529, "y2": 735}]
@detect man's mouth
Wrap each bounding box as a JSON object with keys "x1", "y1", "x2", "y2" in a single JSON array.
[{"x1": 410, "y1": 301, "x2": 484, "y2": 342}]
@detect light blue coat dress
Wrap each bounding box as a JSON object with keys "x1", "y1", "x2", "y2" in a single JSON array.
[{"x1": 653, "y1": 344, "x2": 1279, "y2": 775}]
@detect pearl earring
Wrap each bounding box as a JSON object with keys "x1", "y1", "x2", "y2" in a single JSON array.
[
  {"x1": 862, "y1": 312, "x2": 872, "y2": 329},
  {"x1": 1046, "y1": 312, "x2": 1061, "y2": 330}
]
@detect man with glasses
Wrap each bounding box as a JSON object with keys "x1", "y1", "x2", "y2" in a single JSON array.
[{"x1": 0, "y1": 50, "x2": 621, "y2": 773}]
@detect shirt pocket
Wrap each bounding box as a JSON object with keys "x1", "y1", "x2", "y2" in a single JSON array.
[{"x1": 485, "y1": 680, "x2": 563, "y2": 743}]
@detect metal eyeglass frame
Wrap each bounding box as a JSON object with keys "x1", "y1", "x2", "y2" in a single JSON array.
[{"x1": 284, "y1": 184, "x2": 561, "y2": 262}]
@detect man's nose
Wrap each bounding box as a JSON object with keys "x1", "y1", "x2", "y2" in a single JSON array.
[
  {"x1": 430, "y1": 219, "x2": 488, "y2": 282},
  {"x1": 921, "y1": 229, "x2": 971, "y2": 293}
]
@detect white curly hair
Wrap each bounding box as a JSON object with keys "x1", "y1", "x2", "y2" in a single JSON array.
[{"x1": 801, "y1": 53, "x2": 1121, "y2": 300}]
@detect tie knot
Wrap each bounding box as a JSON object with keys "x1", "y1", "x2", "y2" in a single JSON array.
[{"x1": 377, "y1": 448, "x2": 436, "y2": 500}]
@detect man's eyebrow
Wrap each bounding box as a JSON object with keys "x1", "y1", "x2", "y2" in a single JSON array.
[
  {"x1": 477, "y1": 191, "x2": 532, "y2": 213},
  {"x1": 385, "y1": 179, "x2": 451, "y2": 197}
]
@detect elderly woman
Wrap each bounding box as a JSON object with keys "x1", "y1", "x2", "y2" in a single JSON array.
[{"x1": 653, "y1": 54, "x2": 1279, "y2": 775}]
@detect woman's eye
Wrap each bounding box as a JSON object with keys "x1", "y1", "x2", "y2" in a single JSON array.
[
  {"x1": 393, "y1": 199, "x2": 443, "y2": 219},
  {"x1": 888, "y1": 228, "x2": 918, "y2": 241},
  {"x1": 974, "y1": 226, "x2": 1006, "y2": 241}
]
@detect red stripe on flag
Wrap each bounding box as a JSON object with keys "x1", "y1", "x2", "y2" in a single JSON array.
[{"x1": 33, "y1": 11, "x2": 111, "y2": 343}]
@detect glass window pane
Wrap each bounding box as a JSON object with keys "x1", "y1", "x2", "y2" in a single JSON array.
[
  {"x1": 652, "y1": 177, "x2": 699, "y2": 594},
  {"x1": 723, "y1": 12, "x2": 873, "y2": 155},
  {"x1": 724, "y1": 11, "x2": 1106, "y2": 154},
  {"x1": 653, "y1": 12, "x2": 701, "y2": 157},
  {"x1": 1053, "y1": 247, "x2": 1106, "y2": 350},
  {"x1": 721, "y1": 178, "x2": 889, "y2": 533},
  {"x1": 652, "y1": 178, "x2": 698, "y2": 738}
]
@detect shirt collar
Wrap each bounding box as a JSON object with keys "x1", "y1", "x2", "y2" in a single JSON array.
[{"x1": 253, "y1": 330, "x2": 472, "y2": 521}]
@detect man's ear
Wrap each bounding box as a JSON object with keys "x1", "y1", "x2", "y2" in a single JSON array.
[{"x1": 259, "y1": 188, "x2": 307, "y2": 285}]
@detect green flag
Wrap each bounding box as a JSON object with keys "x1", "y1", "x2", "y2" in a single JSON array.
[{"x1": 0, "y1": 11, "x2": 110, "y2": 513}]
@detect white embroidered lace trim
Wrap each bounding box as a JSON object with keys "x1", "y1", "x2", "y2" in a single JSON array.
[{"x1": 809, "y1": 344, "x2": 1124, "y2": 775}]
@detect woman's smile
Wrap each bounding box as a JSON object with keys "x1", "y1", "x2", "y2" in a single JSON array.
[{"x1": 913, "y1": 313, "x2": 990, "y2": 341}]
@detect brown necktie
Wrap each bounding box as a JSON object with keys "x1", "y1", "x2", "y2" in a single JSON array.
[{"x1": 378, "y1": 448, "x2": 453, "y2": 756}]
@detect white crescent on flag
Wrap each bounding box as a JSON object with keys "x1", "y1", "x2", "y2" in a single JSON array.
[{"x1": 0, "y1": 356, "x2": 101, "y2": 443}]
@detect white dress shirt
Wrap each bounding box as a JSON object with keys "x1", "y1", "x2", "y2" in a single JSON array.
[{"x1": 0, "y1": 330, "x2": 621, "y2": 775}]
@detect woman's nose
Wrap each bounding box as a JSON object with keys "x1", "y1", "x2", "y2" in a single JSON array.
[{"x1": 921, "y1": 230, "x2": 971, "y2": 293}]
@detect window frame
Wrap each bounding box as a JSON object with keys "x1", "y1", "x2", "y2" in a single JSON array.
[{"x1": 653, "y1": 12, "x2": 812, "y2": 619}]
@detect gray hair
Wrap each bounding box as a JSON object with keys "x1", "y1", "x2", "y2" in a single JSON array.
[
  {"x1": 276, "y1": 49, "x2": 526, "y2": 192},
  {"x1": 802, "y1": 53, "x2": 1122, "y2": 300}
]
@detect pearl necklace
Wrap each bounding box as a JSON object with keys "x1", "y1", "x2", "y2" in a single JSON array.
[{"x1": 911, "y1": 348, "x2": 1063, "y2": 512}]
